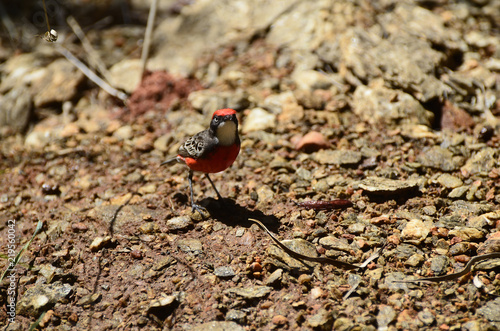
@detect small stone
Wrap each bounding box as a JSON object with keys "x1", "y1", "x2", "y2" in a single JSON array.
[
  {"x1": 214, "y1": 266, "x2": 235, "y2": 278},
  {"x1": 295, "y1": 131, "x2": 330, "y2": 153},
  {"x1": 192, "y1": 321, "x2": 245, "y2": 331},
  {"x1": 377, "y1": 305, "x2": 396, "y2": 330},
  {"x1": 298, "y1": 274, "x2": 313, "y2": 286},
  {"x1": 401, "y1": 219, "x2": 433, "y2": 244},
  {"x1": 31, "y1": 58, "x2": 84, "y2": 107},
  {"x1": 448, "y1": 186, "x2": 469, "y2": 199},
  {"x1": 17, "y1": 282, "x2": 72, "y2": 317},
  {"x1": 177, "y1": 239, "x2": 203, "y2": 255},
  {"x1": 108, "y1": 59, "x2": 142, "y2": 93},
  {"x1": 477, "y1": 297, "x2": 500, "y2": 322},
  {"x1": 226, "y1": 309, "x2": 247, "y2": 324},
  {"x1": 307, "y1": 308, "x2": 333, "y2": 330},
  {"x1": 418, "y1": 309, "x2": 435, "y2": 325},
  {"x1": 333, "y1": 317, "x2": 353, "y2": 331},
  {"x1": 166, "y1": 216, "x2": 193, "y2": 231},
  {"x1": 267, "y1": 239, "x2": 319, "y2": 272},
  {"x1": 113, "y1": 125, "x2": 133, "y2": 140},
  {"x1": 477, "y1": 231, "x2": 500, "y2": 255},
  {"x1": 138, "y1": 183, "x2": 157, "y2": 195},
  {"x1": 255, "y1": 185, "x2": 275, "y2": 204},
  {"x1": 272, "y1": 315, "x2": 288, "y2": 326},
  {"x1": 405, "y1": 254, "x2": 424, "y2": 267},
  {"x1": 154, "y1": 134, "x2": 172, "y2": 152},
  {"x1": 430, "y1": 255, "x2": 449, "y2": 275},
  {"x1": 224, "y1": 286, "x2": 273, "y2": 300},
  {"x1": 437, "y1": 174, "x2": 463, "y2": 189},
  {"x1": 292, "y1": 69, "x2": 333, "y2": 91},
  {"x1": 90, "y1": 236, "x2": 111, "y2": 252},
  {"x1": 347, "y1": 223, "x2": 365, "y2": 235},
  {"x1": 77, "y1": 293, "x2": 102, "y2": 306},
  {"x1": 359, "y1": 176, "x2": 419, "y2": 196},
  {"x1": 265, "y1": 269, "x2": 283, "y2": 286},
  {"x1": 39, "y1": 264, "x2": 63, "y2": 283},
  {"x1": 462, "y1": 320, "x2": 481, "y2": 331},
  {"x1": 71, "y1": 222, "x2": 88, "y2": 232},
  {"x1": 417, "y1": 146, "x2": 463, "y2": 171},
  {"x1": 313, "y1": 150, "x2": 363, "y2": 166},
  {"x1": 461, "y1": 148, "x2": 497, "y2": 175},
  {"x1": 318, "y1": 236, "x2": 351, "y2": 252},
  {"x1": 448, "y1": 227, "x2": 485, "y2": 241},
  {"x1": 352, "y1": 84, "x2": 433, "y2": 126},
  {"x1": 242, "y1": 107, "x2": 276, "y2": 133},
  {"x1": 147, "y1": 295, "x2": 177, "y2": 318}
]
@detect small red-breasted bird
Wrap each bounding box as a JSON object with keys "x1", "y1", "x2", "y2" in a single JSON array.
[{"x1": 161, "y1": 108, "x2": 240, "y2": 212}]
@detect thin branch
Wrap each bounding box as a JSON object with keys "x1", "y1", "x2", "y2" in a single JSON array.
[
  {"x1": 57, "y1": 45, "x2": 128, "y2": 101},
  {"x1": 67, "y1": 16, "x2": 112, "y2": 84},
  {"x1": 141, "y1": 0, "x2": 159, "y2": 77}
]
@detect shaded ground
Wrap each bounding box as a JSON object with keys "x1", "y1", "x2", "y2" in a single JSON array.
[{"x1": 1, "y1": 0, "x2": 500, "y2": 330}]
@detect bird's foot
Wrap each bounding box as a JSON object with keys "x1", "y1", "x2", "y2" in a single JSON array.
[{"x1": 190, "y1": 203, "x2": 210, "y2": 219}]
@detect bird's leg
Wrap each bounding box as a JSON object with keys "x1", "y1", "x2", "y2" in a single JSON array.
[
  {"x1": 188, "y1": 170, "x2": 205, "y2": 213},
  {"x1": 205, "y1": 173, "x2": 224, "y2": 201}
]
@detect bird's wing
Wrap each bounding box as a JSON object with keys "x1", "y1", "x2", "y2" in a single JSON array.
[{"x1": 178, "y1": 129, "x2": 218, "y2": 159}]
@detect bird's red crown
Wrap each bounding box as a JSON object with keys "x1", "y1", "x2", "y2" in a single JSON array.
[{"x1": 212, "y1": 108, "x2": 237, "y2": 118}]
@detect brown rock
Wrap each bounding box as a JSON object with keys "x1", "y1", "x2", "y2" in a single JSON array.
[{"x1": 295, "y1": 131, "x2": 330, "y2": 153}]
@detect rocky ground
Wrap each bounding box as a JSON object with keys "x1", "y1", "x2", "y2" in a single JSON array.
[{"x1": 1, "y1": 0, "x2": 500, "y2": 330}]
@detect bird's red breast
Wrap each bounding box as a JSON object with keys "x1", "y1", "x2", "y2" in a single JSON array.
[{"x1": 179, "y1": 143, "x2": 240, "y2": 174}]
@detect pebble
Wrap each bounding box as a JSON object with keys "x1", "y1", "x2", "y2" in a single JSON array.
[
  {"x1": 318, "y1": 236, "x2": 351, "y2": 252},
  {"x1": 264, "y1": 268, "x2": 283, "y2": 286},
  {"x1": 108, "y1": 59, "x2": 142, "y2": 93},
  {"x1": 77, "y1": 293, "x2": 102, "y2": 306},
  {"x1": 267, "y1": 239, "x2": 319, "y2": 272},
  {"x1": 177, "y1": 239, "x2": 203, "y2": 255},
  {"x1": 242, "y1": 107, "x2": 276, "y2": 133},
  {"x1": 430, "y1": 255, "x2": 449, "y2": 275},
  {"x1": 477, "y1": 297, "x2": 500, "y2": 322},
  {"x1": 461, "y1": 148, "x2": 497, "y2": 176},
  {"x1": 224, "y1": 286, "x2": 273, "y2": 300},
  {"x1": 417, "y1": 146, "x2": 463, "y2": 171},
  {"x1": 401, "y1": 219, "x2": 432, "y2": 244},
  {"x1": 448, "y1": 186, "x2": 469, "y2": 199},
  {"x1": 113, "y1": 125, "x2": 133, "y2": 140},
  {"x1": 39, "y1": 264, "x2": 63, "y2": 283},
  {"x1": 17, "y1": 282, "x2": 72, "y2": 317},
  {"x1": 358, "y1": 176, "x2": 419, "y2": 196},
  {"x1": 417, "y1": 309, "x2": 435, "y2": 325},
  {"x1": 192, "y1": 321, "x2": 245, "y2": 331},
  {"x1": 214, "y1": 266, "x2": 236, "y2": 278},
  {"x1": 437, "y1": 173, "x2": 463, "y2": 189},
  {"x1": 377, "y1": 305, "x2": 396, "y2": 330},
  {"x1": 295, "y1": 131, "x2": 330, "y2": 152},
  {"x1": 313, "y1": 150, "x2": 363, "y2": 166},
  {"x1": 448, "y1": 227, "x2": 485, "y2": 241},
  {"x1": 292, "y1": 69, "x2": 333, "y2": 91},
  {"x1": 404, "y1": 254, "x2": 424, "y2": 267},
  {"x1": 90, "y1": 236, "x2": 112, "y2": 252},
  {"x1": 333, "y1": 317, "x2": 353, "y2": 331},
  {"x1": 307, "y1": 308, "x2": 333, "y2": 330},
  {"x1": 352, "y1": 84, "x2": 433, "y2": 126},
  {"x1": 31, "y1": 58, "x2": 84, "y2": 107},
  {"x1": 166, "y1": 216, "x2": 193, "y2": 231},
  {"x1": 226, "y1": 309, "x2": 247, "y2": 324},
  {"x1": 0, "y1": 84, "x2": 32, "y2": 134},
  {"x1": 477, "y1": 231, "x2": 500, "y2": 255},
  {"x1": 272, "y1": 315, "x2": 288, "y2": 326}
]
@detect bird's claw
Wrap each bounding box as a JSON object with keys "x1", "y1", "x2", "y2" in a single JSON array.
[{"x1": 190, "y1": 203, "x2": 210, "y2": 219}]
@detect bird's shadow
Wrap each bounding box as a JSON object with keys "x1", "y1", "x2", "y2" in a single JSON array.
[{"x1": 199, "y1": 197, "x2": 280, "y2": 232}]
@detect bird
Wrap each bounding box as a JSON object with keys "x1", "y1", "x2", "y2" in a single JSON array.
[{"x1": 161, "y1": 108, "x2": 240, "y2": 213}]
